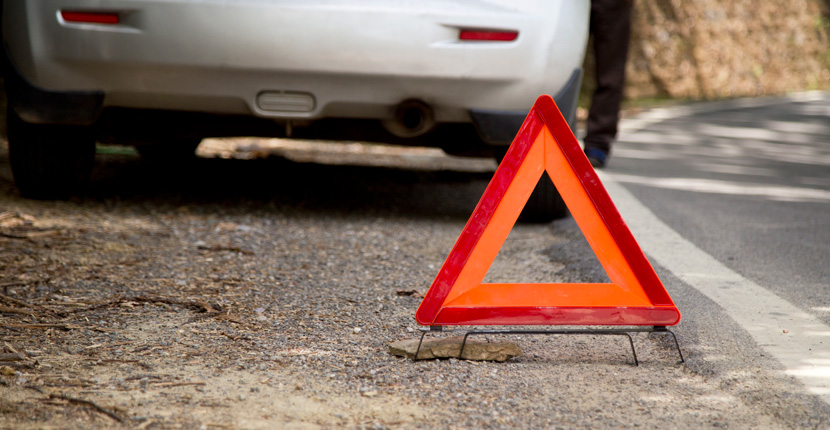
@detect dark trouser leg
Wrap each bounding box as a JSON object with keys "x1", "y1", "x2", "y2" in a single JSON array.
[{"x1": 585, "y1": 0, "x2": 633, "y2": 154}]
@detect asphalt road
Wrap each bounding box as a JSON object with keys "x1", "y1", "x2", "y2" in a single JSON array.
[{"x1": 603, "y1": 92, "x2": 830, "y2": 405}]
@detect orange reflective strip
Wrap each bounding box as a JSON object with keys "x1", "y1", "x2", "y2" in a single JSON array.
[
  {"x1": 543, "y1": 129, "x2": 649, "y2": 302},
  {"x1": 442, "y1": 130, "x2": 545, "y2": 306},
  {"x1": 444, "y1": 283, "x2": 653, "y2": 308}
]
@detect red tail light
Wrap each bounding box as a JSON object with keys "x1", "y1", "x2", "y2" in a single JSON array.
[
  {"x1": 459, "y1": 29, "x2": 518, "y2": 42},
  {"x1": 61, "y1": 11, "x2": 120, "y2": 25}
]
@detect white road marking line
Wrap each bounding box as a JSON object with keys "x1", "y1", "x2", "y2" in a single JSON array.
[
  {"x1": 610, "y1": 174, "x2": 830, "y2": 203},
  {"x1": 599, "y1": 170, "x2": 830, "y2": 405}
]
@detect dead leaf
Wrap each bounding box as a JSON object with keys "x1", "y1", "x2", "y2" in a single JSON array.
[{"x1": 396, "y1": 289, "x2": 426, "y2": 298}]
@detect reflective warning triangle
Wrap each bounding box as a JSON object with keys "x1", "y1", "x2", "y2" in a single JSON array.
[{"x1": 415, "y1": 95, "x2": 680, "y2": 326}]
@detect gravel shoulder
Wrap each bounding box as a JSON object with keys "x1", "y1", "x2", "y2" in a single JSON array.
[{"x1": 1, "y1": 133, "x2": 828, "y2": 429}]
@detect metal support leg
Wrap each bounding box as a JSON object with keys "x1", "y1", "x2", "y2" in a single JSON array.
[
  {"x1": 414, "y1": 330, "x2": 428, "y2": 360},
  {"x1": 414, "y1": 326, "x2": 444, "y2": 360},
  {"x1": 624, "y1": 333, "x2": 638, "y2": 366},
  {"x1": 652, "y1": 326, "x2": 685, "y2": 363}
]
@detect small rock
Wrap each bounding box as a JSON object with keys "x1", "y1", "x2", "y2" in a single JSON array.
[
  {"x1": 388, "y1": 336, "x2": 522, "y2": 362},
  {"x1": 353, "y1": 327, "x2": 362, "y2": 334},
  {"x1": 361, "y1": 390, "x2": 379, "y2": 397}
]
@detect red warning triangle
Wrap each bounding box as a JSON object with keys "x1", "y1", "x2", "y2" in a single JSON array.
[{"x1": 415, "y1": 95, "x2": 680, "y2": 327}]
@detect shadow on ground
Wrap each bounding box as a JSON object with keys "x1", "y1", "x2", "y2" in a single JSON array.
[{"x1": 0, "y1": 144, "x2": 496, "y2": 221}]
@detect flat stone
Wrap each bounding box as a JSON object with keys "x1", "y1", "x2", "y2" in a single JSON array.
[{"x1": 388, "y1": 336, "x2": 522, "y2": 362}]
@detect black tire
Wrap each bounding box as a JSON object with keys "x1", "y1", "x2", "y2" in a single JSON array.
[
  {"x1": 7, "y1": 107, "x2": 96, "y2": 200},
  {"x1": 519, "y1": 171, "x2": 567, "y2": 223},
  {"x1": 493, "y1": 149, "x2": 567, "y2": 223},
  {"x1": 134, "y1": 137, "x2": 202, "y2": 164}
]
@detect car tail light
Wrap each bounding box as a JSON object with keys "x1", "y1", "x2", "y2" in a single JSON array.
[
  {"x1": 60, "y1": 11, "x2": 120, "y2": 25},
  {"x1": 459, "y1": 29, "x2": 518, "y2": 42}
]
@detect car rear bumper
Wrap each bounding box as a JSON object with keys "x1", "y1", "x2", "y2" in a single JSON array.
[
  {"x1": 471, "y1": 67, "x2": 583, "y2": 144},
  {"x1": 2, "y1": 44, "x2": 103, "y2": 125},
  {"x1": 4, "y1": 0, "x2": 588, "y2": 124}
]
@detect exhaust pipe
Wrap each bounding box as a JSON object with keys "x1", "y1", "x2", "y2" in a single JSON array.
[{"x1": 382, "y1": 99, "x2": 436, "y2": 138}]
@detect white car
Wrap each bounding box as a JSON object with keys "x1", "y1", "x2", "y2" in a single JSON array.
[{"x1": 2, "y1": 0, "x2": 589, "y2": 220}]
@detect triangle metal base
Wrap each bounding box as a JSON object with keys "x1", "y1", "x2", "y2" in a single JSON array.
[{"x1": 414, "y1": 326, "x2": 684, "y2": 366}]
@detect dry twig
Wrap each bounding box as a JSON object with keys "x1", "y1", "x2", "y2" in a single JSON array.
[
  {"x1": 0, "y1": 293, "x2": 36, "y2": 309},
  {"x1": 0, "y1": 353, "x2": 25, "y2": 362},
  {"x1": 0, "y1": 323, "x2": 79, "y2": 330},
  {"x1": 197, "y1": 243, "x2": 255, "y2": 255},
  {"x1": 0, "y1": 231, "x2": 35, "y2": 241},
  {"x1": 98, "y1": 359, "x2": 153, "y2": 370},
  {"x1": 151, "y1": 381, "x2": 206, "y2": 388},
  {"x1": 48, "y1": 393, "x2": 124, "y2": 423},
  {"x1": 71, "y1": 295, "x2": 221, "y2": 314},
  {"x1": 23, "y1": 384, "x2": 46, "y2": 394},
  {"x1": 195, "y1": 299, "x2": 217, "y2": 313},
  {"x1": 0, "y1": 305, "x2": 33, "y2": 315}
]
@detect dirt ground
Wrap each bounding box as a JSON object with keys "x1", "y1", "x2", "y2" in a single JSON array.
[
  {"x1": 0, "y1": 132, "x2": 496, "y2": 429},
  {"x1": 0, "y1": 135, "x2": 441, "y2": 428}
]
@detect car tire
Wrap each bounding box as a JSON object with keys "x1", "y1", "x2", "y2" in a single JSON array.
[
  {"x1": 7, "y1": 107, "x2": 96, "y2": 200},
  {"x1": 520, "y1": 171, "x2": 567, "y2": 223},
  {"x1": 494, "y1": 149, "x2": 567, "y2": 223},
  {"x1": 134, "y1": 138, "x2": 202, "y2": 164}
]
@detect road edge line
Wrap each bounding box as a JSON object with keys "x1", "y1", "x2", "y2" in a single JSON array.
[{"x1": 597, "y1": 170, "x2": 830, "y2": 405}]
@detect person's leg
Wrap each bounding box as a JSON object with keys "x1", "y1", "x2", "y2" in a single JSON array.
[{"x1": 584, "y1": 0, "x2": 633, "y2": 167}]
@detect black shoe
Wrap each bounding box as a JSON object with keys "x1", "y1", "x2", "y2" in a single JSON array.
[{"x1": 584, "y1": 148, "x2": 608, "y2": 168}]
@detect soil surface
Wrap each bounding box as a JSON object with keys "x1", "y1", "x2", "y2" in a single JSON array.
[{"x1": 1, "y1": 133, "x2": 829, "y2": 429}]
